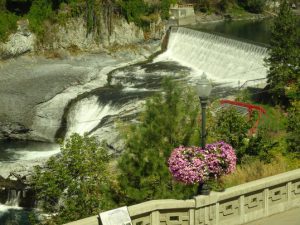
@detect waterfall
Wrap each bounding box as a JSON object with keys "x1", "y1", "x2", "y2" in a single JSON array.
[
  {"x1": 65, "y1": 95, "x2": 120, "y2": 138},
  {"x1": 156, "y1": 27, "x2": 268, "y2": 84},
  {"x1": 4, "y1": 190, "x2": 21, "y2": 207}
]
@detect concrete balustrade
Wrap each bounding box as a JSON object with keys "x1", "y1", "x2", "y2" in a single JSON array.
[{"x1": 65, "y1": 169, "x2": 300, "y2": 225}]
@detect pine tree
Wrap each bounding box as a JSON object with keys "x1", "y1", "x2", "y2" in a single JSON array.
[
  {"x1": 118, "y1": 79, "x2": 200, "y2": 204},
  {"x1": 265, "y1": 0, "x2": 300, "y2": 105}
]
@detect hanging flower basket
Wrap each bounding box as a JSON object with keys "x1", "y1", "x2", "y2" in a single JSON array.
[
  {"x1": 168, "y1": 142, "x2": 236, "y2": 185},
  {"x1": 168, "y1": 146, "x2": 208, "y2": 185}
]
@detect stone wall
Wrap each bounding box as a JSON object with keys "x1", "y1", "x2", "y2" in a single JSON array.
[{"x1": 64, "y1": 168, "x2": 300, "y2": 225}]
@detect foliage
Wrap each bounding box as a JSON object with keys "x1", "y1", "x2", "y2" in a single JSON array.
[
  {"x1": 221, "y1": 153, "x2": 300, "y2": 188},
  {"x1": 237, "y1": 0, "x2": 266, "y2": 13},
  {"x1": 0, "y1": 11, "x2": 18, "y2": 41},
  {"x1": 208, "y1": 107, "x2": 252, "y2": 161},
  {"x1": 286, "y1": 101, "x2": 300, "y2": 156},
  {"x1": 31, "y1": 133, "x2": 115, "y2": 224},
  {"x1": 160, "y1": 0, "x2": 176, "y2": 19},
  {"x1": 27, "y1": 0, "x2": 54, "y2": 36},
  {"x1": 118, "y1": 78, "x2": 199, "y2": 204},
  {"x1": 265, "y1": 0, "x2": 300, "y2": 105},
  {"x1": 241, "y1": 126, "x2": 280, "y2": 163},
  {"x1": 168, "y1": 142, "x2": 236, "y2": 184},
  {"x1": 118, "y1": 0, "x2": 151, "y2": 27}
]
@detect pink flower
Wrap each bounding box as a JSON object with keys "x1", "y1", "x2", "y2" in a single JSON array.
[{"x1": 168, "y1": 142, "x2": 236, "y2": 185}]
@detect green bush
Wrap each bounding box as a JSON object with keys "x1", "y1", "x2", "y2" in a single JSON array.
[
  {"x1": 160, "y1": 0, "x2": 176, "y2": 19},
  {"x1": 31, "y1": 134, "x2": 115, "y2": 224},
  {"x1": 208, "y1": 107, "x2": 252, "y2": 162},
  {"x1": 118, "y1": 0, "x2": 150, "y2": 27},
  {"x1": 0, "y1": 11, "x2": 18, "y2": 41},
  {"x1": 286, "y1": 101, "x2": 300, "y2": 157},
  {"x1": 242, "y1": 127, "x2": 280, "y2": 163},
  {"x1": 118, "y1": 79, "x2": 199, "y2": 204},
  {"x1": 27, "y1": 0, "x2": 53, "y2": 37}
]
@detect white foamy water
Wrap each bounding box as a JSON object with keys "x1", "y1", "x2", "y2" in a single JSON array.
[
  {"x1": 0, "y1": 142, "x2": 60, "y2": 178},
  {"x1": 0, "y1": 204, "x2": 22, "y2": 212},
  {"x1": 66, "y1": 96, "x2": 120, "y2": 138},
  {"x1": 0, "y1": 142, "x2": 60, "y2": 162},
  {"x1": 155, "y1": 27, "x2": 268, "y2": 85}
]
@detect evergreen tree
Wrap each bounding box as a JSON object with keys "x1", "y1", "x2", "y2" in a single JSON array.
[
  {"x1": 118, "y1": 79, "x2": 199, "y2": 204},
  {"x1": 265, "y1": 0, "x2": 300, "y2": 105}
]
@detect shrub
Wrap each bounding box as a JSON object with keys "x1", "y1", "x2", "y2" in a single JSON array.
[
  {"x1": 286, "y1": 101, "x2": 300, "y2": 157},
  {"x1": 118, "y1": 0, "x2": 150, "y2": 27},
  {"x1": 160, "y1": 0, "x2": 177, "y2": 19},
  {"x1": 241, "y1": 127, "x2": 280, "y2": 163},
  {"x1": 0, "y1": 12, "x2": 18, "y2": 41},
  {"x1": 31, "y1": 133, "x2": 115, "y2": 224},
  {"x1": 208, "y1": 107, "x2": 252, "y2": 161},
  {"x1": 27, "y1": 0, "x2": 53, "y2": 37}
]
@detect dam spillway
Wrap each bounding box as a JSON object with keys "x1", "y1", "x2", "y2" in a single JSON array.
[{"x1": 157, "y1": 27, "x2": 269, "y2": 84}]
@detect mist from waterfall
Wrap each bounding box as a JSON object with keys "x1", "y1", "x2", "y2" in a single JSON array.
[{"x1": 156, "y1": 27, "x2": 268, "y2": 85}]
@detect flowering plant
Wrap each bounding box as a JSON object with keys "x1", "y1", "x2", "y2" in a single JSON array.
[{"x1": 168, "y1": 141, "x2": 236, "y2": 185}]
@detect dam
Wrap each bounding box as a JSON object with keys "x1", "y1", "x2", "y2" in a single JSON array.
[{"x1": 156, "y1": 27, "x2": 268, "y2": 85}]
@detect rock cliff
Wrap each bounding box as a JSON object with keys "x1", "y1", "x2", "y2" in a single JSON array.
[{"x1": 0, "y1": 13, "x2": 165, "y2": 59}]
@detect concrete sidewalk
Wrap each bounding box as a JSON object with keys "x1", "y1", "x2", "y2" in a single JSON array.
[{"x1": 244, "y1": 207, "x2": 300, "y2": 225}]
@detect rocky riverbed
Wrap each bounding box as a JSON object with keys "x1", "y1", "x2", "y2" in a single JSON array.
[
  {"x1": 0, "y1": 40, "x2": 161, "y2": 180},
  {"x1": 0, "y1": 41, "x2": 160, "y2": 142}
]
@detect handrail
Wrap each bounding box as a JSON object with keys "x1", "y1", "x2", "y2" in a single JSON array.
[
  {"x1": 239, "y1": 77, "x2": 267, "y2": 89},
  {"x1": 64, "y1": 169, "x2": 300, "y2": 225}
]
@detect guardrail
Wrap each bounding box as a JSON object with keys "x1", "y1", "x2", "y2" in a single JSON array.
[
  {"x1": 65, "y1": 169, "x2": 300, "y2": 225},
  {"x1": 239, "y1": 78, "x2": 267, "y2": 89}
]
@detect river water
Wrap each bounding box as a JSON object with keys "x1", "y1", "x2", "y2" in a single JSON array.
[
  {"x1": 0, "y1": 18, "x2": 275, "y2": 224},
  {"x1": 187, "y1": 18, "x2": 273, "y2": 45}
]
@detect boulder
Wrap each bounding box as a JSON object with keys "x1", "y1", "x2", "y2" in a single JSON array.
[{"x1": 0, "y1": 20, "x2": 35, "y2": 59}]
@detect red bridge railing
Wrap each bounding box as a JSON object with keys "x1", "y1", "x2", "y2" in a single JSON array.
[{"x1": 220, "y1": 99, "x2": 266, "y2": 134}]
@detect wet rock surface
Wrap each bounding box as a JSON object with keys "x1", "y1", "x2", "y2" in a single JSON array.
[{"x1": 0, "y1": 41, "x2": 160, "y2": 142}]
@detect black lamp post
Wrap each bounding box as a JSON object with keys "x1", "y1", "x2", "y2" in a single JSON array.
[{"x1": 197, "y1": 73, "x2": 212, "y2": 149}]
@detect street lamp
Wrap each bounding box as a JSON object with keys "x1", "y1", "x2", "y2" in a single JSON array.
[{"x1": 197, "y1": 72, "x2": 212, "y2": 149}]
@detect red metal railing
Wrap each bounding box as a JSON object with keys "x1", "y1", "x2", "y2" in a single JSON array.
[{"x1": 220, "y1": 99, "x2": 266, "y2": 134}]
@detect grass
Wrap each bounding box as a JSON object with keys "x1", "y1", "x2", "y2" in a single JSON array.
[
  {"x1": 258, "y1": 104, "x2": 287, "y2": 137},
  {"x1": 221, "y1": 154, "x2": 300, "y2": 188},
  {"x1": 236, "y1": 89, "x2": 287, "y2": 136}
]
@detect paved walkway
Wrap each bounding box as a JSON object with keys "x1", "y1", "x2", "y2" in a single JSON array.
[{"x1": 244, "y1": 207, "x2": 300, "y2": 225}]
